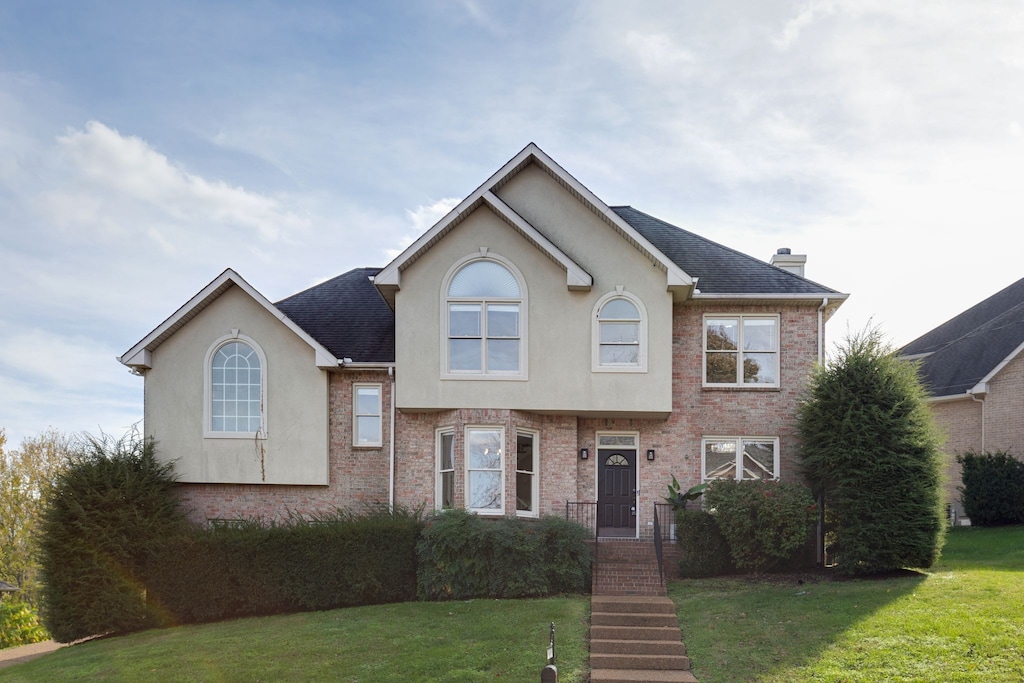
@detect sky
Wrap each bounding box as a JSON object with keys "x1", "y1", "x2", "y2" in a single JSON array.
[{"x1": 2, "y1": 0, "x2": 1023, "y2": 449}]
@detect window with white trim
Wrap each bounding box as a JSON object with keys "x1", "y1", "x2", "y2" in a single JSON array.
[
  {"x1": 353, "y1": 384, "x2": 382, "y2": 447},
  {"x1": 444, "y1": 257, "x2": 525, "y2": 377},
  {"x1": 515, "y1": 430, "x2": 538, "y2": 517},
  {"x1": 436, "y1": 429, "x2": 455, "y2": 510},
  {"x1": 466, "y1": 426, "x2": 504, "y2": 514},
  {"x1": 702, "y1": 437, "x2": 779, "y2": 480},
  {"x1": 704, "y1": 315, "x2": 779, "y2": 386},
  {"x1": 206, "y1": 336, "x2": 266, "y2": 437},
  {"x1": 593, "y1": 291, "x2": 647, "y2": 372}
]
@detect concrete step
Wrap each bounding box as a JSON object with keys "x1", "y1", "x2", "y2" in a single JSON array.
[
  {"x1": 590, "y1": 638, "x2": 686, "y2": 656},
  {"x1": 590, "y1": 625, "x2": 683, "y2": 642},
  {"x1": 591, "y1": 652, "x2": 692, "y2": 671},
  {"x1": 591, "y1": 611, "x2": 679, "y2": 628},
  {"x1": 590, "y1": 669, "x2": 699, "y2": 683},
  {"x1": 592, "y1": 596, "x2": 676, "y2": 614}
]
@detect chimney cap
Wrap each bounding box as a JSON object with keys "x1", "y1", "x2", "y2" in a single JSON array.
[{"x1": 776, "y1": 247, "x2": 791, "y2": 255}]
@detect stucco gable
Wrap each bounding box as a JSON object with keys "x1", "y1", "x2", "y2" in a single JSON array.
[{"x1": 118, "y1": 268, "x2": 339, "y2": 372}]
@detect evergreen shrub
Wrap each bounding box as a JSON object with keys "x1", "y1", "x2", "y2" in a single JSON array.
[
  {"x1": 674, "y1": 509, "x2": 734, "y2": 578},
  {"x1": 704, "y1": 479, "x2": 816, "y2": 573},
  {"x1": 416, "y1": 510, "x2": 591, "y2": 600},
  {"x1": 0, "y1": 599, "x2": 49, "y2": 649},
  {"x1": 958, "y1": 451, "x2": 1024, "y2": 526}
]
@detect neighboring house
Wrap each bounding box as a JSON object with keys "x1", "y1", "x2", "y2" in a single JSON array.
[
  {"x1": 119, "y1": 143, "x2": 848, "y2": 537},
  {"x1": 901, "y1": 276, "x2": 1024, "y2": 522}
]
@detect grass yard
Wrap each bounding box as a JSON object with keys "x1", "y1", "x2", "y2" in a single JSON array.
[
  {"x1": 0, "y1": 597, "x2": 589, "y2": 683},
  {"x1": 672, "y1": 525, "x2": 1024, "y2": 682}
]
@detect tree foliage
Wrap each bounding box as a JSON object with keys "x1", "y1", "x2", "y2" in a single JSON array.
[
  {"x1": 0, "y1": 428, "x2": 72, "y2": 607},
  {"x1": 38, "y1": 431, "x2": 186, "y2": 642},
  {"x1": 958, "y1": 450, "x2": 1024, "y2": 526},
  {"x1": 798, "y1": 327, "x2": 945, "y2": 575}
]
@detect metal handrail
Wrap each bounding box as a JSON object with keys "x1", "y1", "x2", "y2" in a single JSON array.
[{"x1": 652, "y1": 503, "x2": 665, "y2": 585}]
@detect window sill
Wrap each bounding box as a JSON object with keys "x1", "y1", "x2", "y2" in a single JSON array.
[
  {"x1": 203, "y1": 431, "x2": 267, "y2": 440},
  {"x1": 701, "y1": 385, "x2": 780, "y2": 392}
]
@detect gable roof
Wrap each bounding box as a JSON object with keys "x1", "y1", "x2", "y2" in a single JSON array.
[
  {"x1": 373, "y1": 142, "x2": 695, "y2": 307},
  {"x1": 613, "y1": 207, "x2": 844, "y2": 298},
  {"x1": 901, "y1": 277, "x2": 1024, "y2": 398},
  {"x1": 275, "y1": 268, "x2": 394, "y2": 364},
  {"x1": 119, "y1": 269, "x2": 339, "y2": 371}
]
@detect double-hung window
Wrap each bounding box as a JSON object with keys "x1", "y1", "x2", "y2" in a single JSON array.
[
  {"x1": 466, "y1": 427, "x2": 504, "y2": 514},
  {"x1": 353, "y1": 384, "x2": 382, "y2": 447},
  {"x1": 515, "y1": 430, "x2": 538, "y2": 517},
  {"x1": 704, "y1": 315, "x2": 779, "y2": 386},
  {"x1": 593, "y1": 291, "x2": 647, "y2": 372},
  {"x1": 445, "y1": 258, "x2": 524, "y2": 377},
  {"x1": 702, "y1": 437, "x2": 779, "y2": 480},
  {"x1": 436, "y1": 429, "x2": 455, "y2": 510}
]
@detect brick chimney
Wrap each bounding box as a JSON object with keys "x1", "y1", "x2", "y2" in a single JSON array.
[{"x1": 770, "y1": 247, "x2": 806, "y2": 277}]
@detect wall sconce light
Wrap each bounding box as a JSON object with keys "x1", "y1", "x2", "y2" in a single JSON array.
[
  {"x1": 646, "y1": 449, "x2": 656, "y2": 461},
  {"x1": 580, "y1": 448, "x2": 589, "y2": 460}
]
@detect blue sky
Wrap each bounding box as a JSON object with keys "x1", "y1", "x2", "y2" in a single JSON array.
[{"x1": 2, "y1": 1, "x2": 1023, "y2": 448}]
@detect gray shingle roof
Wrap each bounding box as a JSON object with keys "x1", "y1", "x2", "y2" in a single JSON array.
[
  {"x1": 612, "y1": 206, "x2": 841, "y2": 295},
  {"x1": 901, "y1": 277, "x2": 1024, "y2": 397},
  {"x1": 275, "y1": 268, "x2": 395, "y2": 363}
]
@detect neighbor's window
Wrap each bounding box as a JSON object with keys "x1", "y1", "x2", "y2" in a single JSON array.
[
  {"x1": 436, "y1": 429, "x2": 455, "y2": 510},
  {"x1": 445, "y1": 258, "x2": 524, "y2": 376},
  {"x1": 515, "y1": 430, "x2": 538, "y2": 517},
  {"x1": 702, "y1": 437, "x2": 779, "y2": 480},
  {"x1": 466, "y1": 427, "x2": 504, "y2": 514},
  {"x1": 593, "y1": 292, "x2": 647, "y2": 371},
  {"x1": 209, "y1": 339, "x2": 265, "y2": 435},
  {"x1": 353, "y1": 384, "x2": 382, "y2": 447},
  {"x1": 704, "y1": 315, "x2": 779, "y2": 386}
]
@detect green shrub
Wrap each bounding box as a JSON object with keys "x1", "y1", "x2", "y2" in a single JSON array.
[
  {"x1": 958, "y1": 451, "x2": 1024, "y2": 526},
  {"x1": 798, "y1": 327, "x2": 946, "y2": 575},
  {"x1": 146, "y1": 509, "x2": 423, "y2": 624},
  {"x1": 38, "y1": 432, "x2": 185, "y2": 642},
  {"x1": 705, "y1": 479, "x2": 816, "y2": 573},
  {"x1": 674, "y1": 509, "x2": 734, "y2": 578},
  {"x1": 416, "y1": 510, "x2": 591, "y2": 600},
  {"x1": 0, "y1": 598, "x2": 49, "y2": 649}
]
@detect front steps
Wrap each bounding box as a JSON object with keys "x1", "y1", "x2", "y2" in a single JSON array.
[
  {"x1": 589, "y1": 596, "x2": 696, "y2": 683},
  {"x1": 591, "y1": 539, "x2": 665, "y2": 596}
]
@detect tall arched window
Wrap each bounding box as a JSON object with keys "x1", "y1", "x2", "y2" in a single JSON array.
[
  {"x1": 444, "y1": 256, "x2": 526, "y2": 377},
  {"x1": 205, "y1": 335, "x2": 266, "y2": 437},
  {"x1": 592, "y1": 290, "x2": 647, "y2": 372}
]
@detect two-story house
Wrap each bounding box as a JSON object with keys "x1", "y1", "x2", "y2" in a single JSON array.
[{"x1": 119, "y1": 143, "x2": 848, "y2": 538}]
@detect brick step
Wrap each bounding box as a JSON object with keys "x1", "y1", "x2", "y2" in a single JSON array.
[
  {"x1": 591, "y1": 652, "x2": 692, "y2": 671},
  {"x1": 589, "y1": 625, "x2": 682, "y2": 641},
  {"x1": 591, "y1": 638, "x2": 687, "y2": 656},
  {"x1": 592, "y1": 596, "x2": 676, "y2": 614},
  {"x1": 592, "y1": 612, "x2": 679, "y2": 628},
  {"x1": 590, "y1": 669, "x2": 699, "y2": 683}
]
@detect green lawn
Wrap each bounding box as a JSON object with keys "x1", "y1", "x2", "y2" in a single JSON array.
[
  {"x1": 672, "y1": 525, "x2": 1024, "y2": 682},
  {"x1": 4, "y1": 526, "x2": 1023, "y2": 682},
  {"x1": 0, "y1": 597, "x2": 589, "y2": 682}
]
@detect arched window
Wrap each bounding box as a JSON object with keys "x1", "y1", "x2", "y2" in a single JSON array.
[
  {"x1": 593, "y1": 291, "x2": 647, "y2": 371},
  {"x1": 205, "y1": 335, "x2": 266, "y2": 437},
  {"x1": 444, "y1": 255, "x2": 526, "y2": 377}
]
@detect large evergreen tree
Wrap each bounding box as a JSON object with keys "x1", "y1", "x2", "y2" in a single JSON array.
[{"x1": 798, "y1": 327, "x2": 945, "y2": 575}]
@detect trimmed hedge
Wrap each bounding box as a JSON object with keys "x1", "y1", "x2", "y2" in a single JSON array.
[
  {"x1": 146, "y1": 511, "x2": 423, "y2": 624},
  {"x1": 674, "y1": 509, "x2": 734, "y2": 578},
  {"x1": 959, "y1": 451, "x2": 1024, "y2": 526},
  {"x1": 705, "y1": 479, "x2": 816, "y2": 573},
  {"x1": 416, "y1": 510, "x2": 591, "y2": 600}
]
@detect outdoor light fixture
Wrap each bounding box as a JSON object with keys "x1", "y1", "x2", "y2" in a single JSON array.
[
  {"x1": 647, "y1": 449, "x2": 656, "y2": 461},
  {"x1": 580, "y1": 448, "x2": 589, "y2": 460}
]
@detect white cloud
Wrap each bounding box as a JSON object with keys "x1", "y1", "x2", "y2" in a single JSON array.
[{"x1": 623, "y1": 31, "x2": 696, "y2": 76}]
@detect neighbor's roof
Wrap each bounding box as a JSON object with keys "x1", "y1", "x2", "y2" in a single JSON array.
[{"x1": 901, "y1": 276, "x2": 1024, "y2": 397}]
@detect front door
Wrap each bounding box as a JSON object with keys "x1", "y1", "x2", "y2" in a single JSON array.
[{"x1": 598, "y1": 449, "x2": 637, "y2": 536}]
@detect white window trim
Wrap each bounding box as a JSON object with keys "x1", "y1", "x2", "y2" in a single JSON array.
[
  {"x1": 203, "y1": 332, "x2": 267, "y2": 440},
  {"x1": 515, "y1": 429, "x2": 540, "y2": 518},
  {"x1": 591, "y1": 431, "x2": 640, "y2": 502},
  {"x1": 465, "y1": 425, "x2": 506, "y2": 515},
  {"x1": 701, "y1": 436, "x2": 781, "y2": 481},
  {"x1": 702, "y1": 314, "x2": 780, "y2": 388},
  {"x1": 352, "y1": 383, "x2": 383, "y2": 448},
  {"x1": 591, "y1": 288, "x2": 648, "y2": 373},
  {"x1": 440, "y1": 251, "x2": 529, "y2": 381},
  {"x1": 435, "y1": 427, "x2": 455, "y2": 511}
]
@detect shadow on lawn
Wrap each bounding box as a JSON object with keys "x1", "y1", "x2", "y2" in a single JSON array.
[{"x1": 668, "y1": 569, "x2": 926, "y2": 683}]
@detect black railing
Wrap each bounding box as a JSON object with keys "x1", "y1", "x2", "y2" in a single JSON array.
[
  {"x1": 565, "y1": 501, "x2": 598, "y2": 539},
  {"x1": 654, "y1": 503, "x2": 676, "y2": 544},
  {"x1": 652, "y1": 503, "x2": 665, "y2": 585}
]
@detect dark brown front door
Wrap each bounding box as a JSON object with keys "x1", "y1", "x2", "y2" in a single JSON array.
[{"x1": 598, "y1": 449, "x2": 637, "y2": 535}]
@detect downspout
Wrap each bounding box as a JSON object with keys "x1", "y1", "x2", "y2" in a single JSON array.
[
  {"x1": 389, "y1": 366, "x2": 396, "y2": 512},
  {"x1": 817, "y1": 297, "x2": 830, "y2": 364},
  {"x1": 970, "y1": 392, "x2": 986, "y2": 453},
  {"x1": 816, "y1": 297, "x2": 829, "y2": 566}
]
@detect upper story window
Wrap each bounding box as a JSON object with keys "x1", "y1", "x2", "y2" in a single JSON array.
[
  {"x1": 353, "y1": 383, "x2": 382, "y2": 447},
  {"x1": 444, "y1": 255, "x2": 526, "y2": 378},
  {"x1": 205, "y1": 334, "x2": 266, "y2": 438},
  {"x1": 704, "y1": 315, "x2": 779, "y2": 387},
  {"x1": 593, "y1": 290, "x2": 647, "y2": 372},
  {"x1": 702, "y1": 437, "x2": 779, "y2": 480}
]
